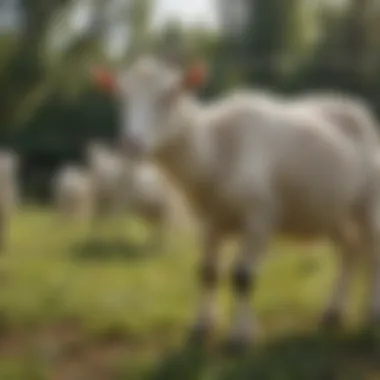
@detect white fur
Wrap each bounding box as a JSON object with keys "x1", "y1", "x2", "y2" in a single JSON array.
[
  {"x1": 119, "y1": 55, "x2": 380, "y2": 345},
  {"x1": 85, "y1": 141, "x2": 192, "y2": 248},
  {"x1": 53, "y1": 164, "x2": 93, "y2": 221},
  {"x1": 86, "y1": 142, "x2": 125, "y2": 218}
]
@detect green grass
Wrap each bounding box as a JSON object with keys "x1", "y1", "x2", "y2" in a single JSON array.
[{"x1": 0, "y1": 206, "x2": 377, "y2": 379}]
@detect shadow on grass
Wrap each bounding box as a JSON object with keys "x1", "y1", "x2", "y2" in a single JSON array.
[
  {"x1": 145, "y1": 328, "x2": 380, "y2": 380},
  {"x1": 144, "y1": 344, "x2": 208, "y2": 380},
  {"x1": 69, "y1": 239, "x2": 156, "y2": 261}
]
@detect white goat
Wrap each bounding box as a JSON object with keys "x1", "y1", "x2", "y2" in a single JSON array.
[
  {"x1": 0, "y1": 149, "x2": 19, "y2": 250},
  {"x1": 85, "y1": 141, "x2": 125, "y2": 219},
  {"x1": 94, "y1": 56, "x2": 380, "y2": 351},
  {"x1": 124, "y1": 157, "x2": 193, "y2": 251},
  {"x1": 86, "y1": 141, "x2": 190, "y2": 251},
  {"x1": 53, "y1": 164, "x2": 93, "y2": 221}
]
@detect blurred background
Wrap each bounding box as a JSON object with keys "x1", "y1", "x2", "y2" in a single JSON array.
[
  {"x1": 0, "y1": 0, "x2": 379, "y2": 379},
  {"x1": 1, "y1": 0, "x2": 379, "y2": 203}
]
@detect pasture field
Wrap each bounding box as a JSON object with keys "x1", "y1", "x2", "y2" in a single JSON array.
[{"x1": 0, "y1": 206, "x2": 378, "y2": 379}]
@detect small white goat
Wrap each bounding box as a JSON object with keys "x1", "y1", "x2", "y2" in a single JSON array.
[
  {"x1": 53, "y1": 164, "x2": 93, "y2": 221},
  {"x1": 85, "y1": 141, "x2": 190, "y2": 251},
  {"x1": 123, "y1": 157, "x2": 192, "y2": 251},
  {"x1": 95, "y1": 55, "x2": 380, "y2": 351},
  {"x1": 85, "y1": 141, "x2": 125, "y2": 219}
]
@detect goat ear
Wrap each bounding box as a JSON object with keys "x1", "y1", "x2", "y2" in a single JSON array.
[
  {"x1": 183, "y1": 60, "x2": 209, "y2": 90},
  {"x1": 91, "y1": 67, "x2": 118, "y2": 93}
]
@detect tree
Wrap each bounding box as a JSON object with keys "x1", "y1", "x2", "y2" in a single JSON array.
[{"x1": 0, "y1": 0, "x2": 71, "y2": 126}]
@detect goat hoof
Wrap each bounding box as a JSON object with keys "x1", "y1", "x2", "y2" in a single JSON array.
[{"x1": 320, "y1": 310, "x2": 343, "y2": 331}]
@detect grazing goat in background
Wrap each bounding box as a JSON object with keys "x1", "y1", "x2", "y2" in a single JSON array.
[
  {"x1": 124, "y1": 157, "x2": 194, "y2": 252},
  {"x1": 85, "y1": 141, "x2": 125, "y2": 220},
  {"x1": 92, "y1": 55, "x2": 380, "y2": 352},
  {"x1": 85, "y1": 140, "x2": 192, "y2": 252},
  {"x1": 53, "y1": 164, "x2": 93, "y2": 222}
]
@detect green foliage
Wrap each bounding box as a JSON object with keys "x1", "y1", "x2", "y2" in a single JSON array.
[
  {"x1": 0, "y1": 0, "x2": 72, "y2": 126},
  {"x1": 2, "y1": 0, "x2": 380, "y2": 201},
  {"x1": 7, "y1": 88, "x2": 119, "y2": 201}
]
